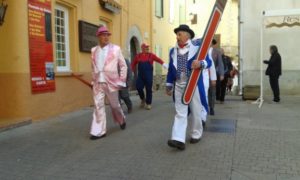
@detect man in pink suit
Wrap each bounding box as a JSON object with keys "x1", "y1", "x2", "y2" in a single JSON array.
[{"x1": 90, "y1": 25, "x2": 127, "y2": 140}]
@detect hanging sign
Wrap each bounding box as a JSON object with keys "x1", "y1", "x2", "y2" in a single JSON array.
[{"x1": 28, "y1": 0, "x2": 55, "y2": 93}]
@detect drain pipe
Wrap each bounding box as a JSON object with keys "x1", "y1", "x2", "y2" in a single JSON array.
[{"x1": 238, "y1": 0, "x2": 244, "y2": 95}]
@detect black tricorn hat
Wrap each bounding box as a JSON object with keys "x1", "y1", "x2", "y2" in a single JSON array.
[{"x1": 174, "y1": 24, "x2": 195, "y2": 39}]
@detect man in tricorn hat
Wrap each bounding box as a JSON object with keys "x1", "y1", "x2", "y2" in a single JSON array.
[
  {"x1": 89, "y1": 25, "x2": 127, "y2": 140},
  {"x1": 165, "y1": 24, "x2": 212, "y2": 150}
]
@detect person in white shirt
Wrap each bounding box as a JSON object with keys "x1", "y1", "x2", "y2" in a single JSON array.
[
  {"x1": 166, "y1": 24, "x2": 212, "y2": 150},
  {"x1": 89, "y1": 25, "x2": 127, "y2": 140}
]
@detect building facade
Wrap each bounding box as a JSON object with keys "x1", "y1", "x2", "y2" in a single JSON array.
[
  {"x1": 151, "y1": 0, "x2": 186, "y2": 89},
  {"x1": 151, "y1": 0, "x2": 239, "y2": 89},
  {"x1": 0, "y1": 0, "x2": 151, "y2": 126},
  {"x1": 240, "y1": 0, "x2": 300, "y2": 95},
  {"x1": 3, "y1": 0, "x2": 296, "y2": 127},
  {"x1": 186, "y1": 0, "x2": 238, "y2": 61}
]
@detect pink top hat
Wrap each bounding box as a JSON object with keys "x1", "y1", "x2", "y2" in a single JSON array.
[{"x1": 96, "y1": 26, "x2": 111, "y2": 36}]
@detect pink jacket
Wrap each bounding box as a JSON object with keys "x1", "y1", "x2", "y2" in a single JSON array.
[{"x1": 91, "y1": 44, "x2": 127, "y2": 92}]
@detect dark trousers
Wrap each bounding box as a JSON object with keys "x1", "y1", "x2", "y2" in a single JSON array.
[
  {"x1": 269, "y1": 75, "x2": 280, "y2": 101},
  {"x1": 136, "y1": 75, "x2": 153, "y2": 105},
  {"x1": 119, "y1": 88, "x2": 132, "y2": 110},
  {"x1": 216, "y1": 75, "x2": 222, "y2": 101},
  {"x1": 208, "y1": 85, "x2": 216, "y2": 110},
  {"x1": 219, "y1": 76, "x2": 229, "y2": 102}
]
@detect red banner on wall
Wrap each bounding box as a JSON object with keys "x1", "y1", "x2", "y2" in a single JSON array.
[{"x1": 28, "y1": 0, "x2": 55, "y2": 93}]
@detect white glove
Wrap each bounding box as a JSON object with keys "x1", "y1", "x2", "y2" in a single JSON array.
[
  {"x1": 116, "y1": 81, "x2": 126, "y2": 88},
  {"x1": 162, "y1": 63, "x2": 169, "y2": 69}
]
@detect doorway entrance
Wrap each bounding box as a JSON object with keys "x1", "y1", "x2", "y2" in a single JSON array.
[{"x1": 129, "y1": 37, "x2": 139, "y2": 90}]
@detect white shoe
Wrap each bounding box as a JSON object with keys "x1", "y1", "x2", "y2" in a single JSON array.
[{"x1": 145, "y1": 104, "x2": 151, "y2": 110}]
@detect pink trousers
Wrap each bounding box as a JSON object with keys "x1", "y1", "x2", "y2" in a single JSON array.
[{"x1": 90, "y1": 83, "x2": 125, "y2": 136}]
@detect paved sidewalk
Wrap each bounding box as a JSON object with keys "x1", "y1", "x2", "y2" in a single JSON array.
[{"x1": 0, "y1": 92, "x2": 299, "y2": 180}]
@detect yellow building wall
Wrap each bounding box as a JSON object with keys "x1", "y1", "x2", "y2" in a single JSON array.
[
  {"x1": 0, "y1": 0, "x2": 33, "y2": 120},
  {"x1": 0, "y1": 0, "x2": 152, "y2": 125},
  {"x1": 0, "y1": 0, "x2": 95, "y2": 121},
  {"x1": 120, "y1": 0, "x2": 152, "y2": 58},
  {"x1": 152, "y1": 0, "x2": 183, "y2": 75},
  {"x1": 127, "y1": 0, "x2": 151, "y2": 43}
]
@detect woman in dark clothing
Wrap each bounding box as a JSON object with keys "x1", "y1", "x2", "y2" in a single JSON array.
[{"x1": 264, "y1": 45, "x2": 282, "y2": 102}]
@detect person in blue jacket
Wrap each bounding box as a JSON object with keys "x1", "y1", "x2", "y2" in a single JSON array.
[{"x1": 166, "y1": 24, "x2": 212, "y2": 150}]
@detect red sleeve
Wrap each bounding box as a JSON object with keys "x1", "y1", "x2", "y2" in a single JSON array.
[
  {"x1": 151, "y1": 53, "x2": 164, "y2": 65},
  {"x1": 131, "y1": 54, "x2": 139, "y2": 71}
]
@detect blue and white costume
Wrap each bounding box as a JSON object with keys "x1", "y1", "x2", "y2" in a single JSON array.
[{"x1": 166, "y1": 39, "x2": 212, "y2": 143}]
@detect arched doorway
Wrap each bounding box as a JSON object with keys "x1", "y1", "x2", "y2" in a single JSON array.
[
  {"x1": 125, "y1": 25, "x2": 143, "y2": 91},
  {"x1": 129, "y1": 37, "x2": 139, "y2": 90},
  {"x1": 130, "y1": 37, "x2": 139, "y2": 62}
]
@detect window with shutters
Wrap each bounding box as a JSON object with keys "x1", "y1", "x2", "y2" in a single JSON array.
[{"x1": 155, "y1": 0, "x2": 164, "y2": 18}]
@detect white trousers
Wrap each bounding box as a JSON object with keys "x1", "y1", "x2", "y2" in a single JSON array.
[
  {"x1": 202, "y1": 69, "x2": 210, "y2": 122},
  {"x1": 90, "y1": 83, "x2": 125, "y2": 137},
  {"x1": 171, "y1": 83, "x2": 204, "y2": 143}
]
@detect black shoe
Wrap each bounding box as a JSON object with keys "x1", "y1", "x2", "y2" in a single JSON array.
[
  {"x1": 128, "y1": 107, "x2": 132, "y2": 114},
  {"x1": 273, "y1": 98, "x2": 280, "y2": 102},
  {"x1": 202, "y1": 121, "x2": 206, "y2": 128},
  {"x1": 120, "y1": 122, "x2": 126, "y2": 130},
  {"x1": 210, "y1": 108, "x2": 215, "y2": 115},
  {"x1": 190, "y1": 138, "x2": 201, "y2": 144},
  {"x1": 89, "y1": 134, "x2": 106, "y2": 140},
  {"x1": 167, "y1": 140, "x2": 185, "y2": 150}
]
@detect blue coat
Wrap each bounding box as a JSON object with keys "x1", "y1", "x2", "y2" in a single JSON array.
[{"x1": 166, "y1": 39, "x2": 212, "y2": 112}]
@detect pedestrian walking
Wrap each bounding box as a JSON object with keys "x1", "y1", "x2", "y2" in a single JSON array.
[
  {"x1": 89, "y1": 25, "x2": 127, "y2": 140},
  {"x1": 219, "y1": 48, "x2": 233, "y2": 103},
  {"x1": 208, "y1": 39, "x2": 224, "y2": 115},
  {"x1": 131, "y1": 43, "x2": 168, "y2": 110},
  {"x1": 227, "y1": 65, "x2": 238, "y2": 93},
  {"x1": 119, "y1": 58, "x2": 133, "y2": 113},
  {"x1": 166, "y1": 24, "x2": 212, "y2": 150},
  {"x1": 264, "y1": 45, "x2": 281, "y2": 102}
]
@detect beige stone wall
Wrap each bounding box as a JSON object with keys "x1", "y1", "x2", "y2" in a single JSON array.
[
  {"x1": 241, "y1": 0, "x2": 300, "y2": 95},
  {"x1": 186, "y1": 0, "x2": 239, "y2": 60},
  {"x1": 150, "y1": 0, "x2": 239, "y2": 89}
]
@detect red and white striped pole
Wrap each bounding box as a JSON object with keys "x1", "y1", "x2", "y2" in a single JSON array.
[{"x1": 182, "y1": 0, "x2": 227, "y2": 105}]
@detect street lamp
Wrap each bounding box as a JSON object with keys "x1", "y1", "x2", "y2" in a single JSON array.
[{"x1": 0, "y1": 0, "x2": 8, "y2": 26}]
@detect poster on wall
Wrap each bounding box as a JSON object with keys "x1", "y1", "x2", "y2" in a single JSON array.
[
  {"x1": 28, "y1": 0, "x2": 55, "y2": 94},
  {"x1": 78, "y1": 20, "x2": 98, "y2": 53}
]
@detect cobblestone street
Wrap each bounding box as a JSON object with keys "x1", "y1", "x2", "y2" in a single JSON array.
[{"x1": 1, "y1": 92, "x2": 300, "y2": 180}]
